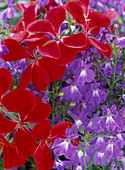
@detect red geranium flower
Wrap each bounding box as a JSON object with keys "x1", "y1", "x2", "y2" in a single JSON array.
[
  {"x1": 2, "y1": 37, "x2": 66, "y2": 92},
  {"x1": 0, "y1": 88, "x2": 51, "y2": 159},
  {"x1": 27, "y1": 5, "x2": 89, "y2": 66},
  {"x1": 32, "y1": 120, "x2": 74, "y2": 170},
  {"x1": 0, "y1": 68, "x2": 12, "y2": 101},
  {"x1": 0, "y1": 135, "x2": 26, "y2": 169},
  {"x1": 65, "y1": 0, "x2": 117, "y2": 59}
]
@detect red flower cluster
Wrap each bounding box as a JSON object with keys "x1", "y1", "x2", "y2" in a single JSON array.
[{"x1": 0, "y1": 0, "x2": 117, "y2": 169}]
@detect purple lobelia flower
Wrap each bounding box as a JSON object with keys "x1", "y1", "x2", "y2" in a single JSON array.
[
  {"x1": 67, "y1": 110, "x2": 84, "y2": 132},
  {"x1": 1, "y1": 0, "x2": 16, "y2": 20},
  {"x1": 73, "y1": 164, "x2": 84, "y2": 170},
  {"x1": 0, "y1": 37, "x2": 9, "y2": 58},
  {"x1": 0, "y1": 58, "x2": 8, "y2": 69},
  {"x1": 42, "y1": 91, "x2": 49, "y2": 103},
  {"x1": 92, "y1": 105, "x2": 124, "y2": 134},
  {"x1": 100, "y1": 60, "x2": 113, "y2": 78},
  {"x1": 112, "y1": 29, "x2": 125, "y2": 48},
  {"x1": 95, "y1": 138, "x2": 121, "y2": 163},
  {"x1": 53, "y1": 156, "x2": 72, "y2": 170},
  {"x1": 74, "y1": 59, "x2": 94, "y2": 86},
  {"x1": 39, "y1": 0, "x2": 50, "y2": 7},
  {"x1": 62, "y1": 79, "x2": 82, "y2": 102},
  {"x1": 85, "y1": 82, "x2": 106, "y2": 106},
  {"x1": 52, "y1": 128, "x2": 78, "y2": 159}
]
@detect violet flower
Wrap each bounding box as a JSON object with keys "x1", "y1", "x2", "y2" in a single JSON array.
[
  {"x1": 85, "y1": 82, "x2": 106, "y2": 106},
  {"x1": 53, "y1": 156, "x2": 72, "y2": 170},
  {"x1": 62, "y1": 79, "x2": 82, "y2": 102},
  {"x1": 100, "y1": 60, "x2": 113, "y2": 78},
  {"x1": 74, "y1": 59, "x2": 94, "y2": 86},
  {"x1": 95, "y1": 138, "x2": 121, "y2": 163},
  {"x1": 52, "y1": 128, "x2": 78, "y2": 159},
  {"x1": 1, "y1": 0, "x2": 16, "y2": 20},
  {"x1": 92, "y1": 105, "x2": 124, "y2": 134},
  {"x1": 113, "y1": 29, "x2": 125, "y2": 48},
  {"x1": 0, "y1": 37, "x2": 9, "y2": 58}
]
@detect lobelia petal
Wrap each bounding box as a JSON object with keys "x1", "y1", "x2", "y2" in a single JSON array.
[
  {"x1": 19, "y1": 64, "x2": 32, "y2": 90},
  {"x1": 24, "y1": 98, "x2": 51, "y2": 123},
  {"x1": 62, "y1": 32, "x2": 87, "y2": 48},
  {"x1": 65, "y1": 1, "x2": 85, "y2": 27},
  {"x1": 88, "y1": 37, "x2": 112, "y2": 59},
  {"x1": 2, "y1": 39, "x2": 32, "y2": 62},
  {"x1": 33, "y1": 140, "x2": 54, "y2": 170},
  {"x1": 27, "y1": 19, "x2": 57, "y2": 38},
  {"x1": 32, "y1": 119, "x2": 51, "y2": 140},
  {"x1": 38, "y1": 57, "x2": 66, "y2": 82},
  {"x1": 1, "y1": 88, "x2": 37, "y2": 121},
  {"x1": 46, "y1": 5, "x2": 66, "y2": 34},
  {"x1": 0, "y1": 68, "x2": 12, "y2": 100},
  {"x1": 13, "y1": 127, "x2": 37, "y2": 158},
  {"x1": 37, "y1": 40, "x2": 61, "y2": 59},
  {"x1": 3, "y1": 143, "x2": 27, "y2": 169},
  {"x1": 32, "y1": 63, "x2": 50, "y2": 93}
]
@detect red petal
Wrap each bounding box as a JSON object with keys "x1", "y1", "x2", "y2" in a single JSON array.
[
  {"x1": 88, "y1": 10, "x2": 111, "y2": 30},
  {"x1": 24, "y1": 98, "x2": 51, "y2": 123},
  {"x1": 62, "y1": 32, "x2": 87, "y2": 48},
  {"x1": 23, "y1": 4, "x2": 37, "y2": 28},
  {"x1": 88, "y1": 37, "x2": 112, "y2": 59},
  {"x1": 10, "y1": 31, "x2": 29, "y2": 42},
  {"x1": 14, "y1": 127, "x2": 37, "y2": 158},
  {"x1": 90, "y1": 27, "x2": 100, "y2": 36},
  {"x1": 49, "y1": 41, "x2": 77, "y2": 66},
  {"x1": 50, "y1": 121, "x2": 73, "y2": 144},
  {"x1": 27, "y1": 19, "x2": 57, "y2": 38},
  {"x1": 2, "y1": 39, "x2": 32, "y2": 62},
  {"x1": 19, "y1": 64, "x2": 32, "y2": 89},
  {"x1": 1, "y1": 88, "x2": 37, "y2": 121},
  {"x1": 3, "y1": 144, "x2": 27, "y2": 169},
  {"x1": 37, "y1": 40, "x2": 61, "y2": 59},
  {"x1": 104, "y1": 10, "x2": 118, "y2": 21},
  {"x1": 34, "y1": 140, "x2": 54, "y2": 170},
  {"x1": 0, "y1": 68, "x2": 12, "y2": 100},
  {"x1": 78, "y1": 0, "x2": 90, "y2": 16},
  {"x1": 32, "y1": 119, "x2": 51, "y2": 140},
  {"x1": 38, "y1": 57, "x2": 66, "y2": 82},
  {"x1": 25, "y1": 33, "x2": 45, "y2": 42},
  {"x1": 65, "y1": 1, "x2": 85, "y2": 27},
  {"x1": 12, "y1": 19, "x2": 24, "y2": 33},
  {"x1": 46, "y1": 5, "x2": 66, "y2": 34},
  {"x1": 32, "y1": 63, "x2": 50, "y2": 93},
  {"x1": 0, "y1": 114, "x2": 18, "y2": 134}
]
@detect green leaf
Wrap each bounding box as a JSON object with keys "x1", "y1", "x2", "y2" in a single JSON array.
[
  {"x1": 0, "y1": 156, "x2": 4, "y2": 170},
  {"x1": 66, "y1": 11, "x2": 72, "y2": 25}
]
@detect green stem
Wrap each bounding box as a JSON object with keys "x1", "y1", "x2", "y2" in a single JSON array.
[
  {"x1": 1, "y1": 106, "x2": 19, "y2": 121},
  {"x1": 93, "y1": 164, "x2": 102, "y2": 170},
  {"x1": 108, "y1": 54, "x2": 117, "y2": 107}
]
